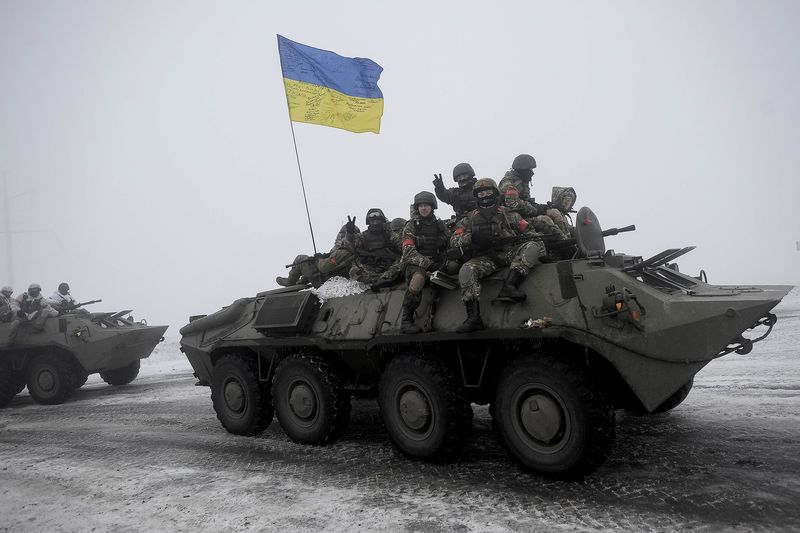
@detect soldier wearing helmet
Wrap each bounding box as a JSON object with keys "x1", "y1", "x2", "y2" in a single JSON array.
[
  {"x1": 451, "y1": 178, "x2": 546, "y2": 333},
  {"x1": 277, "y1": 220, "x2": 362, "y2": 288},
  {"x1": 0, "y1": 286, "x2": 17, "y2": 323},
  {"x1": 48, "y1": 282, "x2": 90, "y2": 315},
  {"x1": 7, "y1": 283, "x2": 58, "y2": 346},
  {"x1": 498, "y1": 154, "x2": 545, "y2": 218},
  {"x1": 432, "y1": 162, "x2": 478, "y2": 221},
  {"x1": 391, "y1": 191, "x2": 452, "y2": 333},
  {"x1": 344, "y1": 208, "x2": 403, "y2": 286}
]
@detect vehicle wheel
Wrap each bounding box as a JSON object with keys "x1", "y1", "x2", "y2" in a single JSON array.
[
  {"x1": 26, "y1": 352, "x2": 77, "y2": 405},
  {"x1": 492, "y1": 354, "x2": 614, "y2": 478},
  {"x1": 0, "y1": 365, "x2": 19, "y2": 407},
  {"x1": 628, "y1": 379, "x2": 694, "y2": 414},
  {"x1": 99, "y1": 360, "x2": 140, "y2": 386},
  {"x1": 211, "y1": 354, "x2": 273, "y2": 436},
  {"x1": 378, "y1": 354, "x2": 473, "y2": 462},
  {"x1": 272, "y1": 354, "x2": 351, "y2": 445}
]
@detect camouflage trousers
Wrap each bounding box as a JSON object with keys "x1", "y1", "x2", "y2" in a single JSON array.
[
  {"x1": 285, "y1": 248, "x2": 355, "y2": 287},
  {"x1": 458, "y1": 240, "x2": 545, "y2": 302},
  {"x1": 531, "y1": 212, "x2": 571, "y2": 240},
  {"x1": 349, "y1": 259, "x2": 403, "y2": 286}
]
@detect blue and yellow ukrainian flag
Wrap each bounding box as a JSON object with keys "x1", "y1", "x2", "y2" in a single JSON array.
[{"x1": 277, "y1": 35, "x2": 384, "y2": 134}]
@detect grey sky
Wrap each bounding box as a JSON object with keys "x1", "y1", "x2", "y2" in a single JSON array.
[{"x1": 1, "y1": 0, "x2": 798, "y2": 333}]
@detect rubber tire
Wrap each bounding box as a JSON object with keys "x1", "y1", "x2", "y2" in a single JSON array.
[
  {"x1": 100, "y1": 360, "x2": 140, "y2": 386},
  {"x1": 272, "y1": 354, "x2": 351, "y2": 445},
  {"x1": 0, "y1": 365, "x2": 18, "y2": 408},
  {"x1": 211, "y1": 354, "x2": 273, "y2": 436},
  {"x1": 378, "y1": 354, "x2": 473, "y2": 462},
  {"x1": 628, "y1": 379, "x2": 694, "y2": 414},
  {"x1": 71, "y1": 360, "x2": 89, "y2": 389},
  {"x1": 26, "y1": 352, "x2": 77, "y2": 405},
  {"x1": 492, "y1": 354, "x2": 615, "y2": 478}
]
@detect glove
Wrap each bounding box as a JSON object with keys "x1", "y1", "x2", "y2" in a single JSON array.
[
  {"x1": 432, "y1": 173, "x2": 445, "y2": 191},
  {"x1": 345, "y1": 216, "x2": 357, "y2": 234}
]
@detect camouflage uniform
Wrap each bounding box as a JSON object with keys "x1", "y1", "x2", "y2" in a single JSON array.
[
  {"x1": 279, "y1": 224, "x2": 360, "y2": 288},
  {"x1": 7, "y1": 285, "x2": 58, "y2": 346},
  {"x1": 345, "y1": 209, "x2": 402, "y2": 285},
  {"x1": 498, "y1": 170, "x2": 543, "y2": 219},
  {"x1": 543, "y1": 186, "x2": 577, "y2": 238},
  {"x1": 0, "y1": 287, "x2": 17, "y2": 323},
  {"x1": 452, "y1": 206, "x2": 544, "y2": 302}
]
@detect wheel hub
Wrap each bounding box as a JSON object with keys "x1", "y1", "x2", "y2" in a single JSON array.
[
  {"x1": 520, "y1": 394, "x2": 563, "y2": 442},
  {"x1": 36, "y1": 369, "x2": 56, "y2": 393},
  {"x1": 223, "y1": 380, "x2": 245, "y2": 413},
  {"x1": 399, "y1": 389, "x2": 430, "y2": 430},
  {"x1": 289, "y1": 384, "x2": 316, "y2": 420}
]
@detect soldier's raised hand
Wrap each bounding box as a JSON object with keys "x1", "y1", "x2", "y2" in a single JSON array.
[
  {"x1": 345, "y1": 216, "x2": 357, "y2": 234},
  {"x1": 432, "y1": 173, "x2": 445, "y2": 190}
]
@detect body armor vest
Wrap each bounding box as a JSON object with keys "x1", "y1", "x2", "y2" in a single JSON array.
[
  {"x1": 414, "y1": 219, "x2": 448, "y2": 258},
  {"x1": 359, "y1": 229, "x2": 398, "y2": 267},
  {"x1": 451, "y1": 187, "x2": 478, "y2": 216}
]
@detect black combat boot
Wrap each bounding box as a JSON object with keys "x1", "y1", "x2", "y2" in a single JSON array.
[
  {"x1": 495, "y1": 269, "x2": 527, "y2": 303},
  {"x1": 275, "y1": 276, "x2": 293, "y2": 287},
  {"x1": 401, "y1": 292, "x2": 422, "y2": 334},
  {"x1": 456, "y1": 300, "x2": 484, "y2": 333}
]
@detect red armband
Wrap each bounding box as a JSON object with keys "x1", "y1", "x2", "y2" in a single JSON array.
[
  {"x1": 402, "y1": 238, "x2": 415, "y2": 247},
  {"x1": 454, "y1": 227, "x2": 464, "y2": 236},
  {"x1": 519, "y1": 219, "x2": 529, "y2": 232}
]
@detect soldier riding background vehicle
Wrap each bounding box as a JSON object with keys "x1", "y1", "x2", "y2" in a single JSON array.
[
  {"x1": 179, "y1": 207, "x2": 790, "y2": 478},
  {"x1": 0, "y1": 304, "x2": 168, "y2": 407}
]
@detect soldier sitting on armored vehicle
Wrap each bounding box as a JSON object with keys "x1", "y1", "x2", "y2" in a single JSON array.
[
  {"x1": 451, "y1": 178, "x2": 546, "y2": 333},
  {"x1": 432, "y1": 162, "x2": 478, "y2": 225},
  {"x1": 7, "y1": 283, "x2": 58, "y2": 346},
  {"x1": 0, "y1": 286, "x2": 17, "y2": 323},
  {"x1": 277, "y1": 221, "x2": 362, "y2": 288},
  {"x1": 47, "y1": 282, "x2": 90, "y2": 316},
  {"x1": 396, "y1": 191, "x2": 451, "y2": 333},
  {"x1": 344, "y1": 208, "x2": 403, "y2": 287},
  {"x1": 498, "y1": 153, "x2": 543, "y2": 219}
]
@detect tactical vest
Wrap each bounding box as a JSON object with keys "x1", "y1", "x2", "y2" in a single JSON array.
[
  {"x1": 359, "y1": 229, "x2": 398, "y2": 267},
  {"x1": 451, "y1": 187, "x2": 477, "y2": 217},
  {"x1": 413, "y1": 218, "x2": 448, "y2": 258}
]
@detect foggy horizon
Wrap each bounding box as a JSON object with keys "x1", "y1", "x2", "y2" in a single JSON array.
[{"x1": 2, "y1": 1, "x2": 798, "y2": 335}]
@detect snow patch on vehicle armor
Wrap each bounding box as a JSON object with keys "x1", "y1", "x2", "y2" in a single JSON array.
[{"x1": 310, "y1": 276, "x2": 369, "y2": 302}]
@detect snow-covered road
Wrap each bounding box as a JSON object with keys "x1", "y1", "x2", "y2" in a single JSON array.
[{"x1": 1, "y1": 289, "x2": 798, "y2": 532}]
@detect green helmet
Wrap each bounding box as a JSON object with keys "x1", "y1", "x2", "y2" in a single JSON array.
[
  {"x1": 472, "y1": 178, "x2": 499, "y2": 197},
  {"x1": 512, "y1": 154, "x2": 536, "y2": 170},
  {"x1": 413, "y1": 191, "x2": 438, "y2": 210},
  {"x1": 365, "y1": 208, "x2": 387, "y2": 224},
  {"x1": 389, "y1": 217, "x2": 407, "y2": 232},
  {"x1": 452, "y1": 162, "x2": 475, "y2": 180}
]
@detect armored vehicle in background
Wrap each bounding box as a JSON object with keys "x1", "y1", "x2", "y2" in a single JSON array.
[
  {"x1": 0, "y1": 309, "x2": 168, "y2": 407},
  {"x1": 180, "y1": 207, "x2": 790, "y2": 478}
]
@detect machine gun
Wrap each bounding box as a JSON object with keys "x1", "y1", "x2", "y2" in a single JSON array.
[{"x1": 59, "y1": 299, "x2": 102, "y2": 314}]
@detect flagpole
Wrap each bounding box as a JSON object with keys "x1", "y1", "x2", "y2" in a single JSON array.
[
  {"x1": 278, "y1": 35, "x2": 317, "y2": 254},
  {"x1": 287, "y1": 120, "x2": 318, "y2": 254}
]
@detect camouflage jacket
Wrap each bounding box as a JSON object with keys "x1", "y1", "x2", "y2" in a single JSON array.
[
  {"x1": 498, "y1": 170, "x2": 543, "y2": 218},
  {"x1": 451, "y1": 206, "x2": 536, "y2": 254},
  {"x1": 401, "y1": 215, "x2": 451, "y2": 270},
  {"x1": 345, "y1": 227, "x2": 402, "y2": 264},
  {"x1": 15, "y1": 293, "x2": 57, "y2": 317},
  {"x1": 433, "y1": 182, "x2": 477, "y2": 218},
  {"x1": 0, "y1": 293, "x2": 18, "y2": 318}
]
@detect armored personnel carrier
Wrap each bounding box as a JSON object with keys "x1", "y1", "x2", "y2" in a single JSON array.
[
  {"x1": 0, "y1": 308, "x2": 168, "y2": 407},
  {"x1": 179, "y1": 208, "x2": 790, "y2": 478}
]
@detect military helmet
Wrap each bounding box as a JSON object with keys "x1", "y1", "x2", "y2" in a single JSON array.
[
  {"x1": 452, "y1": 162, "x2": 475, "y2": 180},
  {"x1": 28, "y1": 283, "x2": 42, "y2": 291},
  {"x1": 58, "y1": 282, "x2": 70, "y2": 293},
  {"x1": 0, "y1": 285, "x2": 11, "y2": 296},
  {"x1": 365, "y1": 208, "x2": 387, "y2": 224},
  {"x1": 413, "y1": 191, "x2": 438, "y2": 210},
  {"x1": 512, "y1": 154, "x2": 537, "y2": 170},
  {"x1": 472, "y1": 178, "x2": 499, "y2": 197},
  {"x1": 389, "y1": 217, "x2": 407, "y2": 232}
]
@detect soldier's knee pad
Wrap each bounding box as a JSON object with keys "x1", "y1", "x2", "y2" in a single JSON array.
[
  {"x1": 408, "y1": 272, "x2": 426, "y2": 292},
  {"x1": 458, "y1": 264, "x2": 476, "y2": 286}
]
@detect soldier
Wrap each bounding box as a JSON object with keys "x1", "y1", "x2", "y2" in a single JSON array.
[
  {"x1": 432, "y1": 163, "x2": 478, "y2": 221},
  {"x1": 344, "y1": 208, "x2": 402, "y2": 286},
  {"x1": 542, "y1": 186, "x2": 577, "y2": 237},
  {"x1": 388, "y1": 217, "x2": 408, "y2": 240},
  {"x1": 451, "y1": 179, "x2": 546, "y2": 333},
  {"x1": 277, "y1": 222, "x2": 361, "y2": 288},
  {"x1": 1, "y1": 286, "x2": 17, "y2": 323},
  {"x1": 498, "y1": 154, "x2": 543, "y2": 219},
  {"x1": 7, "y1": 283, "x2": 58, "y2": 346},
  {"x1": 397, "y1": 191, "x2": 451, "y2": 333}
]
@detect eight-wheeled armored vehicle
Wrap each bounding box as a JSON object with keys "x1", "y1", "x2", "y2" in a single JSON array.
[
  {"x1": 0, "y1": 309, "x2": 168, "y2": 407},
  {"x1": 179, "y1": 208, "x2": 790, "y2": 478}
]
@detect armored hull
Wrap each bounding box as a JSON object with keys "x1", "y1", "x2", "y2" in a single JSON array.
[
  {"x1": 180, "y1": 208, "x2": 790, "y2": 477},
  {"x1": 0, "y1": 310, "x2": 168, "y2": 406}
]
